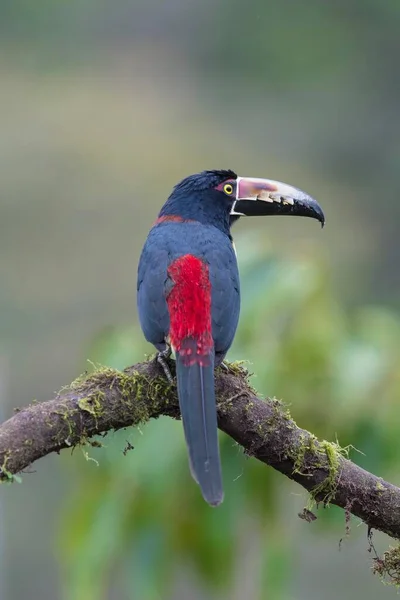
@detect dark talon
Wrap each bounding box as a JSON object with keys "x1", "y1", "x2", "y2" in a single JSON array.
[{"x1": 157, "y1": 348, "x2": 173, "y2": 383}]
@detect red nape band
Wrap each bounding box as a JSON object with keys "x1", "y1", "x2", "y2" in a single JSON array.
[
  {"x1": 154, "y1": 215, "x2": 195, "y2": 226},
  {"x1": 167, "y1": 255, "x2": 213, "y2": 365}
]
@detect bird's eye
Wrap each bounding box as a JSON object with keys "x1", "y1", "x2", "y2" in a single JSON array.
[{"x1": 223, "y1": 183, "x2": 233, "y2": 195}]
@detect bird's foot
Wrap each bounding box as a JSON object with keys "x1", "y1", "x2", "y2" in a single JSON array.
[
  {"x1": 219, "y1": 361, "x2": 230, "y2": 372},
  {"x1": 157, "y1": 347, "x2": 174, "y2": 384}
]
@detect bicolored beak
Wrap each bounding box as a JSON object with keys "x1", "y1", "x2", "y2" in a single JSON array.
[{"x1": 230, "y1": 177, "x2": 325, "y2": 227}]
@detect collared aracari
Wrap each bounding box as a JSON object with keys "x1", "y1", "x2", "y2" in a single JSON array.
[{"x1": 137, "y1": 170, "x2": 324, "y2": 506}]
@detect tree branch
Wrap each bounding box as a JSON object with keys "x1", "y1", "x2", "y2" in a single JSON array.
[{"x1": 1, "y1": 359, "x2": 399, "y2": 542}]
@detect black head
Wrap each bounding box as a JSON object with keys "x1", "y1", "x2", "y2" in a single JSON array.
[
  {"x1": 159, "y1": 170, "x2": 239, "y2": 235},
  {"x1": 159, "y1": 169, "x2": 325, "y2": 235},
  {"x1": 172, "y1": 169, "x2": 237, "y2": 196}
]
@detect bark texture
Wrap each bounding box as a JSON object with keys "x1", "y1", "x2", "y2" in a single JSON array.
[{"x1": 1, "y1": 359, "x2": 399, "y2": 541}]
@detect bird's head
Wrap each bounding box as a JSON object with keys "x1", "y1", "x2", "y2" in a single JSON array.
[{"x1": 159, "y1": 169, "x2": 325, "y2": 232}]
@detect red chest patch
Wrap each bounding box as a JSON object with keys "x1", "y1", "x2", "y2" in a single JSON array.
[
  {"x1": 154, "y1": 215, "x2": 195, "y2": 226},
  {"x1": 166, "y1": 255, "x2": 213, "y2": 366}
]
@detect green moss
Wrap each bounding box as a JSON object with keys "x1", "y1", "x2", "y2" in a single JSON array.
[
  {"x1": 271, "y1": 397, "x2": 292, "y2": 420},
  {"x1": 78, "y1": 391, "x2": 105, "y2": 427},
  {"x1": 54, "y1": 404, "x2": 78, "y2": 445},
  {"x1": 61, "y1": 363, "x2": 174, "y2": 432},
  {"x1": 375, "y1": 480, "x2": 385, "y2": 492},
  {"x1": 0, "y1": 451, "x2": 21, "y2": 484},
  {"x1": 261, "y1": 397, "x2": 293, "y2": 433},
  {"x1": 145, "y1": 373, "x2": 173, "y2": 404},
  {"x1": 217, "y1": 360, "x2": 259, "y2": 394},
  {"x1": 290, "y1": 433, "x2": 347, "y2": 508},
  {"x1": 219, "y1": 360, "x2": 248, "y2": 376},
  {"x1": 373, "y1": 546, "x2": 400, "y2": 586},
  {"x1": 307, "y1": 440, "x2": 349, "y2": 506},
  {"x1": 310, "y1": 440, "x2": 341, "y2": 505},
  {"x1": 292, "y1": 433, "x2": 319, "y2": 476}
]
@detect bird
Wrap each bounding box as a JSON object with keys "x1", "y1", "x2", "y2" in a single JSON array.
[{"x1": 137, "y1": 169, "x2": 324, "y2": 506}]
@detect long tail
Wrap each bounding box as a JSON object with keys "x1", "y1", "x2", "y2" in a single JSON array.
[{"x1": 176, "y1": 340, "x2": 224, "y2": 506}]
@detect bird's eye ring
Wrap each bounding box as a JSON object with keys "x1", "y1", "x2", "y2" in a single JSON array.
[{"x1": 223, "y1": 183, "x2": 233, "y2": 195}]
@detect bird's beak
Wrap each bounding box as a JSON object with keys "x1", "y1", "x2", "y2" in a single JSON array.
[{"x1": 230, "y1": 176, "x2": 325, "y2": 227}]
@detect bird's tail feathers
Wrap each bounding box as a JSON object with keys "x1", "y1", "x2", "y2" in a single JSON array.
[{"x1": 176, "y1": 338, "x2": 223, "y2": 506}]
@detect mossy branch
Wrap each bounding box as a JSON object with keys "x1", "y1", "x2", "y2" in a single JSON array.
[{"x1": 1, "y1": 358, "x2": 400, "y2": 552}]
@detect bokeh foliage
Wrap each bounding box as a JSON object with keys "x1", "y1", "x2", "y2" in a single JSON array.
[{"x1": 59, "y1": 233, "x2": 400, "y2": 600}]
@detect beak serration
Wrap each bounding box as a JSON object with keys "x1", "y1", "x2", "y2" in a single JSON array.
[{"x1": 231, "y1": 176, "x2": 325, "y2": 226}]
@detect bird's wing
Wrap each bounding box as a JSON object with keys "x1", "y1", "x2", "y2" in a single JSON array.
[
  {"x1": 137, "y1": 229, "x2": 170, "y2": 349},
  {"x1": 207, "y1": 239, "x2": 240, "y2": 362}
]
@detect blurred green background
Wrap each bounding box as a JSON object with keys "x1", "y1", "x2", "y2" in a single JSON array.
[{"x1": 1, "y1": 1, "x2": 400, "y2": 599}]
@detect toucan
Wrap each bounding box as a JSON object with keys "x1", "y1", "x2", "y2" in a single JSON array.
[{"x1": 137, "y1": 170, "x2": 324, "y2": 506}]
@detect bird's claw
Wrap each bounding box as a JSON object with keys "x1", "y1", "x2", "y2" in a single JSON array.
[{"x1": 157, "y1": 348, "x2": 174, "y2": 383}]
